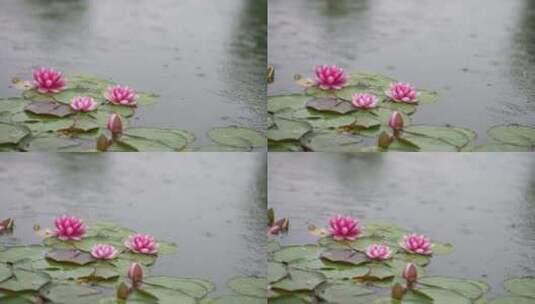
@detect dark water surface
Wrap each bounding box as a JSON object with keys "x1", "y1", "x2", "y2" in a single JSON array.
[
  {"x1": 268, "y1": 153, "x2": 535, "y2": 295},
  {"x1": 0, "y1": 153, "x2": 266, "y2": 295},
  {"x1": 269, "y1": 0, "x2": 535, "y2": 144},
  {"x1": 0, "y1": 0, "x2": 266, "y2": 146}
]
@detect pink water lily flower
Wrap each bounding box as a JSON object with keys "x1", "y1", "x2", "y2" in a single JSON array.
[
  {"x1": 329, "y1": 215, "x2": 362, "y2": 241},
  {"x1": 70, "y1": 96, "x2": 97, "y2": 112},
  {"x1": 128, "y1": 262, "x2": 143, "y2": 287},
  {"x1": 107, "y1": 113, "x2": 123, "y2": 135},
  {"x1": 33, "y1": 67, "x2": 67, "y2": 94},
  {"x1": 125, "y1": 233, "x2": 158, "y2": 255},
  {"x1": 314, "y1": 64, "x2": 347, "y2": 90},
  {"x1": 366, "y1": 244, "x2": 393, "y2": 260},
  {"x1": 106, "y1": 85, "x2": 137, "y2": 106},
  {"x1": 388, "y1": 111, "x2": 404, "y2": 131},
  {"x1": 402, "y1": 263, "x2": 418, "y2": 285},
  {"x1": 401, "y1": 233, "x2": 433, "y2": 255},
  {"x1": 91, "y1": 244, "x2": 119, "y2": 260},
  {"x1": 54, "y1": 215, "x2": 86, "y2": 241},
  {"x1": 352, "y1": 93, "x2": 379, "y2": 109},
  {"x1": 386, "y1": 82, "x2": 418, "y2": 103}
]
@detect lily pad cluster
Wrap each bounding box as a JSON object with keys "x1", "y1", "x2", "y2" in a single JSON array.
[
  {"x1": 0, "y1": 220, "x2": 264, "y2": 303},
  {"x1": 267, "y1": 220, "x2": 516, "y2": 303},
  {"x1": 268, "y1": 70, "x2": 535, "y2": 152},
  {"x1": 0, "y1": 72, "x2": 264, "y2": 151}
]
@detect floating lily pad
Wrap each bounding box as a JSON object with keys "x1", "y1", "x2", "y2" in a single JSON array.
[
  {"x1": 0, "y1": 264, "x2": 12, "y2": 282},
  {"x1": 305, "y1": 98, "x2": 356, "y2": 114},
  {"x1": 0, "y1": 123, "x2": 30, "y2": 145},
  {"x1": 268, "y1": 95, "x2": 308, "y2": 113},
  {"x1": 268, "y1": 262, "x2": 287, "y2": 283},
  {"x1": 41, "y1": 284, "x2": 103, "y2": 304},
  {"x1": 419, "y1": 277, "x2": 489, "y2": 300},
  {"x1": 24, "y1": 101, "x2": 74, "y2": 118},
  {"x1": 45, "y1": 249, "x2": 95, "y2": 266},
  {"x1": 273, "y1": 245, "x2": 322, "y2": 263},
  {"x1": 320, "y1": 249, "x2": 368, "y2": 266},
  {"x1": 490, "y1": 296, "x2": 535, "y2": 304},
  {"x1": 200, "y1": 295, "x2": 266, "y2": 304},
  {"x1": 268, "y1": 118, "x2": 311, "y2": 142},
  {"x1": 504, "y1": 277, "x2": 535, "y2": 298},
  {"x1": 0, "y1": 245, "x2": 45, "y2": 263},
  {"x1": 136, "y1": 92, "x2": 158, "y2": 106},
  {"x1": 271, "y1": 269, "x2": 326, "y2": 292},
  {"x1": 315, "y1": 281, "x2": 372, "y2": 304},
  {"x1": 488, "y1": 125, "x2": 535, "y2": 147},
  {"x1": 144, "y1": 276, "x2": 214, "y2": 299},
  {"x1": 208, "y1": 126, "x2": 264, "y2": 149},
  {"x1": 123, "y1": 127, "x2": 191, "y2": 151},
  {"x1": 404, "y1": 125, "x2": 473, "y2": 150},
  {"x1": 472, "y1": 143, "x2": 531, "y2": 152},
  {"x1": 228, "y1": 277, "x2": 266, "y2": 298},
  {"x1": 0, "y1": 269, "x2": 50, "y2": 292},
  {"x1": 301, "y1": 131, "x2": 365, "y2": 152}
]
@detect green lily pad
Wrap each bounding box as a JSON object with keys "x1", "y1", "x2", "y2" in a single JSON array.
[
  {"x1": 53, "y1": 88, "x2": 103, "y2": 104},
  {"x1": 300, "y1": 131, "x2": 365, "y2": 152},
  {"x1": 271, "y1": 269, "x2": 326, "y2": 292},
  {"x1": 418, "y1": 90, "x2": 439, "y2": 104},
  {"x1": 268, "y1": 94, "x2": 308, "y2": 113},
  {"x1": 228, "y1": 277, "x2": 266, "y2": 298},
  {"x1": 0, "y1": 123, "x2": 30, "y2": 145},
  {"x1": 0, "y1": 245, "x2": 45, "y2": 263},
  {"x1": 268, "y1": 118, "x2": 311, "y2": 142},
  {"x1": 419, "y1": 287, "x2": 472, "y2": 304},
  {"x1": 320, "y1": 249, "x2": 368, "y2": 266},
  {"x1": 136, "y1": 92, "x2": 158, "y2": 106},
  {"x1": 472, "y1": 143, "x2": 531, "y2": 152},
  {"x1": 144, "y1": 276, "x2": 214, "y2": 298},
  {"x1": 268, "y1": 262, "x2": 287, "y2": 283},
  {"x1": 488, "y1": 125, "x2": 535, "y2": 147},
  {"x1": 200, "y1": 295, "x2": 266, "y2": 304},
  {"x1": 490, "y1": 296, "x2": 535, "y2": 304},
  {"x1": 419, "y1": 277, "x2": 489, "y2": 300},
  {"x1": 315, "y1": 281, "x2": 372, "y2": 304},
  {"x1": 123, "y1": 127, "x2": 191, "y2": 151},
  {"x1": 404, "y1": 125, "x2": 473, "y2": 150},
  {"x1": 305, "y1": 98, "x2": 356, "y2": 114},
  {"x1": 207, "y1": 126, "x2": 264, "y2": 148},
  {"x1": 0, "y1": 264, "x2": 12, "y2": 282},
  {"x1": 268, "y1": 141, "x2": 304, "y2": 152},
  {"x1": 0, "y1": 269, "x2": 50, "y2": 292},
  {"x1": 41, "y1": 284, "x2": 103, "y2": 304},
  {"x1": 24, "y1": 101, "x2": 74, "y2": 118},
  {"x1": 273, "y1": 245, "x2": 322, "y2": 263},
  {"x1": 504, "y1": 277, "x2": 535, "y2": 298},
  {"x1": 45, "y1": 249, "x2": 95, "y2": 265}
]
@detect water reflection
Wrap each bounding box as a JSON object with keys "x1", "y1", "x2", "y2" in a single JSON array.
[
  {"x1": 268, "y1": 153, "x2": 535, "y2": 295},
  {"x1": 0, "y1": 153, "x2": 266, "y2": 295},
  {"x1": 509, "y1": 0, "x2": 535, "y2": 117},
  {"x1": 220, "y1": 0, "x2": 267, "y2": 131}
]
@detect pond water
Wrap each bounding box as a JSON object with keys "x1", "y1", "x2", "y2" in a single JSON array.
[
  {"x1": 268, "y1": 0, "x2": 535, "y2": 144},
  {"x1": 0, "y1": 0, "x2": 266, "y2": 146},
  {"x1": 268, "y1": 153, "x2": 535, "y2": 296},
  {"x1": 0, "y1": 153, "x2": 266, "y2": 295}
]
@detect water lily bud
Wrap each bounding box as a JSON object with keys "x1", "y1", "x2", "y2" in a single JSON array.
[
  {"x1": 128, "y1": 263, "x2": 143, "y2": 287},
  {"x1": 378, "y1": 131, "x2": 393, "y2": 149},
  {"x1": 391, "y1": 283, "x2": 406, "y2": 300},
  {"x1": 402, "y1": 263, "x2": 418, "y2": 286},
  {"x1": 107, "y1": 114, "x2": 123, "y2": 136},
  {"x1": 388, "y1": 111, "x2": 404, "y2": 131},
  {"x1": 96, "y1": 134, "x2": 109, "y2": 152},
  {"x1": 116, "y1": 282, "x2": 129, "y2": 300}
]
